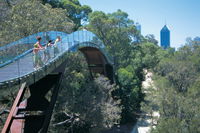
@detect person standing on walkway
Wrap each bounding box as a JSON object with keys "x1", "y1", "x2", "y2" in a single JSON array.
[
  {"x1": 44, "y1": 40, "x2": 53, "y2": 63},
  {"x1": 33, "y1": 36, "x2": 44, "y2": 69},
  {"x1": 53, "y1": 36, "x2": 61, "y2": 57}
]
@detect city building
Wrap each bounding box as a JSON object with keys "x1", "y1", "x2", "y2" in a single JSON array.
[{"x1": 160, "y1": 25, "x2": 170, "y2": 49}]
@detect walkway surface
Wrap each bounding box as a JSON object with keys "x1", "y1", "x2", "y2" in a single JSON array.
[{"x1": 0, "y1": 54, "x2": 34, "y2": 82}]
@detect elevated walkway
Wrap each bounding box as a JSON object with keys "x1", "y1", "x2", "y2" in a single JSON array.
[{"x1": 1, "y1": 30, "x2": 114, "y2": 133}]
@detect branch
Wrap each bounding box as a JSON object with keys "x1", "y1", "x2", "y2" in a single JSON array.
[
  {"x1": 53, "y1": 116, "x2": 73, "y2": 126},
  {"x1": 53, "y1": 112, "x2": 80, "y2": 127},
  {"x1": 0, "y1": 109, "x2": 10, "y2": 115},
  {"x1": 63, "y1": 112, "x2": 72, "y2": 117}
]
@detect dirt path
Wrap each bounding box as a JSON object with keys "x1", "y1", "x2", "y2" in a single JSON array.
[{"x1": 103, "y1": 70, "x2": 158, "y2": 133}]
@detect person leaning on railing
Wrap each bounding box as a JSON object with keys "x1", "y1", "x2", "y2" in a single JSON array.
[
  {"x1": 33, "y1": 36, "x2": 44, "y2": 53},
  {"x1": 33, "y1": 36, "x2": 44, "y2": 69}
]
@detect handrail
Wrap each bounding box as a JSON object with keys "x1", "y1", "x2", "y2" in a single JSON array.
[
  {"x1": 1, "y1": 82, "x2": 26, "y2": 133},
  {"x1": 0, "y1": 31, "x2": 59, "y2": 50},
  {"x1": 0, "y1": 31, "x2": 66, "y2": 68},
  {"x1": 0, "y1": 42, "x2": 47, "y2": 68},
  {"x1": 0, "y1": 49, "x2": 33, "y2": 68}
]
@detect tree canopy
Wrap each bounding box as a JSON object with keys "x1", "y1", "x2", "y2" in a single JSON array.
[
  {"x1": 85, "y1": 9, "x2": 159, "y2": 124},
  {"x1": 1, "y1": 0, "x2": 184, "y2": 132},
  {"x1": 144, "y1": 43, "x2": 200, "y2": 133},
  {"x1": 0, "y1": 0, "x2": 74, "y2": 46}
]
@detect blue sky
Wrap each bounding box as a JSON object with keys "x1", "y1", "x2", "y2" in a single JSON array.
[{"x1": 79, "y1": 0, "x2": 200, "y2": 48}]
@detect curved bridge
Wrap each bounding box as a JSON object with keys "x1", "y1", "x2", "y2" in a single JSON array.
[
  {"x1": 0, "y1": 30, "x2": 114, "y2": 133},
  {"x1": 0, "y1": 30, "x2": 113, "y2": 88}
]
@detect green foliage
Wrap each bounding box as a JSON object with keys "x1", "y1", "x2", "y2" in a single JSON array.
[
  {"x1": 0, "y1": 0, "x2": 74, "y2": 46},
  {"x1": 117, "y1": 66, "x2": 142, "y2": 123},
  {"x1": 86, "y1": 10, "x2": 139, "y2": 68},
  {"x1": 118, "y1": 67, "x2": 135, "y2": 87},
  {"x1": 41, "y1": 0, "x2": 61, "y2": 7},
  {"x1": 0, "y1": 0, "x2": 164, "y2": 130},
  {"x1": 144, "y1": 34, "x2": 158, "y2": 45},
  {"x1": 36, "y1": 0, "x2": 92, "y2": 30},
  {"x1": 50, "y1": 52, "x2": 121, "y2": 133},
  {"x1": 150, "y1": 44, "x2": 200, "y2": 132},
  {"x1": 60, "y1": 0, "x2": 92, "y2": 30},
  {"x1": 140, "y1": 42, "x2": 160, "y2": 69},
  {"x1": 185, "y1": 36, "x2": 200, "y2": 46},
  {"x1": 86, "y1": 9, "x2": 163, "y2": 124},
  {"x1": 151, "y1": 118, "x2": 185, "y2": 133},
  {"x1": 86, "y1": 10, "x2": 144, "y2": 124}
]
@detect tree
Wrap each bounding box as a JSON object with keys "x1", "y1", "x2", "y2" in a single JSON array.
[
  {"x1": 0, "y1": 0, "x2": 11, "y2": 22},
  {"x1": 0, "y1": 0, "x2": 74, "y2": 46},
  {"x1": 40, "y1": 0, "x2": 92, "y2": 29},
  {"x1": 41, "y1": 0, "x2": 61, "y2": 7},
  {"x1": 140, "y1": 42, "x2": 160, "y2": 69},
  {"x1": 50, "y1": 53, "x2": 121, "y2": 133},
  {"x1": 60, "y1": 0, "x2": 92, "y2": 30},
  {"x1": 87, "y1": 10, "x2": 142, "y2": 68},
  {"x1": 151, "y1": 44, "x2": 200, "y2": 133},
  {"x1": 86, "y1": 10, "x2": 146, "y2": 124},
  {"x1": 117, "y1": 66, "x2": 142, "y2": 123},
  {"x1": 145, "y1": 34, "x2": 158, "y2": 45},
  {"x1": 185, "y1": 36, "x2": 200, "y2": 46}
]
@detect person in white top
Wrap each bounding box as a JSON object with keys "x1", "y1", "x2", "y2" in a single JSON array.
[
  {"x1": 53, "y1": 36, "x2": 61, "y2": 57},
  {"x1": 44, "y1": 40, "x2": 53, "y2": 62}
]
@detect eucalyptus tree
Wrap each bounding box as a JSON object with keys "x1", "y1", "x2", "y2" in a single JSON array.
[
  {"x1": 86, "y1": 10, "x2": 145, "y2": 124},
  {"x1": 61, "y1": 0, "x2": 92, "y2": 29},
  {"x1": 86, "y1": 10, "x2": 140, "y2": 68},
  {"x1": 0, "y1": 0, "x2": 74, "y2": 46},
  {"x1": 151, "y1": 44, "x2": 200, "y2": 133},
  {"x1": 50, "y1": 53, "x2": 121, "y2": 133}
]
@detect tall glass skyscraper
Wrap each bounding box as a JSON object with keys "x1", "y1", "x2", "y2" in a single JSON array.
[{"x1": 160, "y1": 25, "x2": 170, "y2": 49}]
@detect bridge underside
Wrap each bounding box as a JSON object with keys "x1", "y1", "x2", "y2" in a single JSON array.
[{"x1": 79, "y1": 47, "x2": 113, "y2": 82}]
